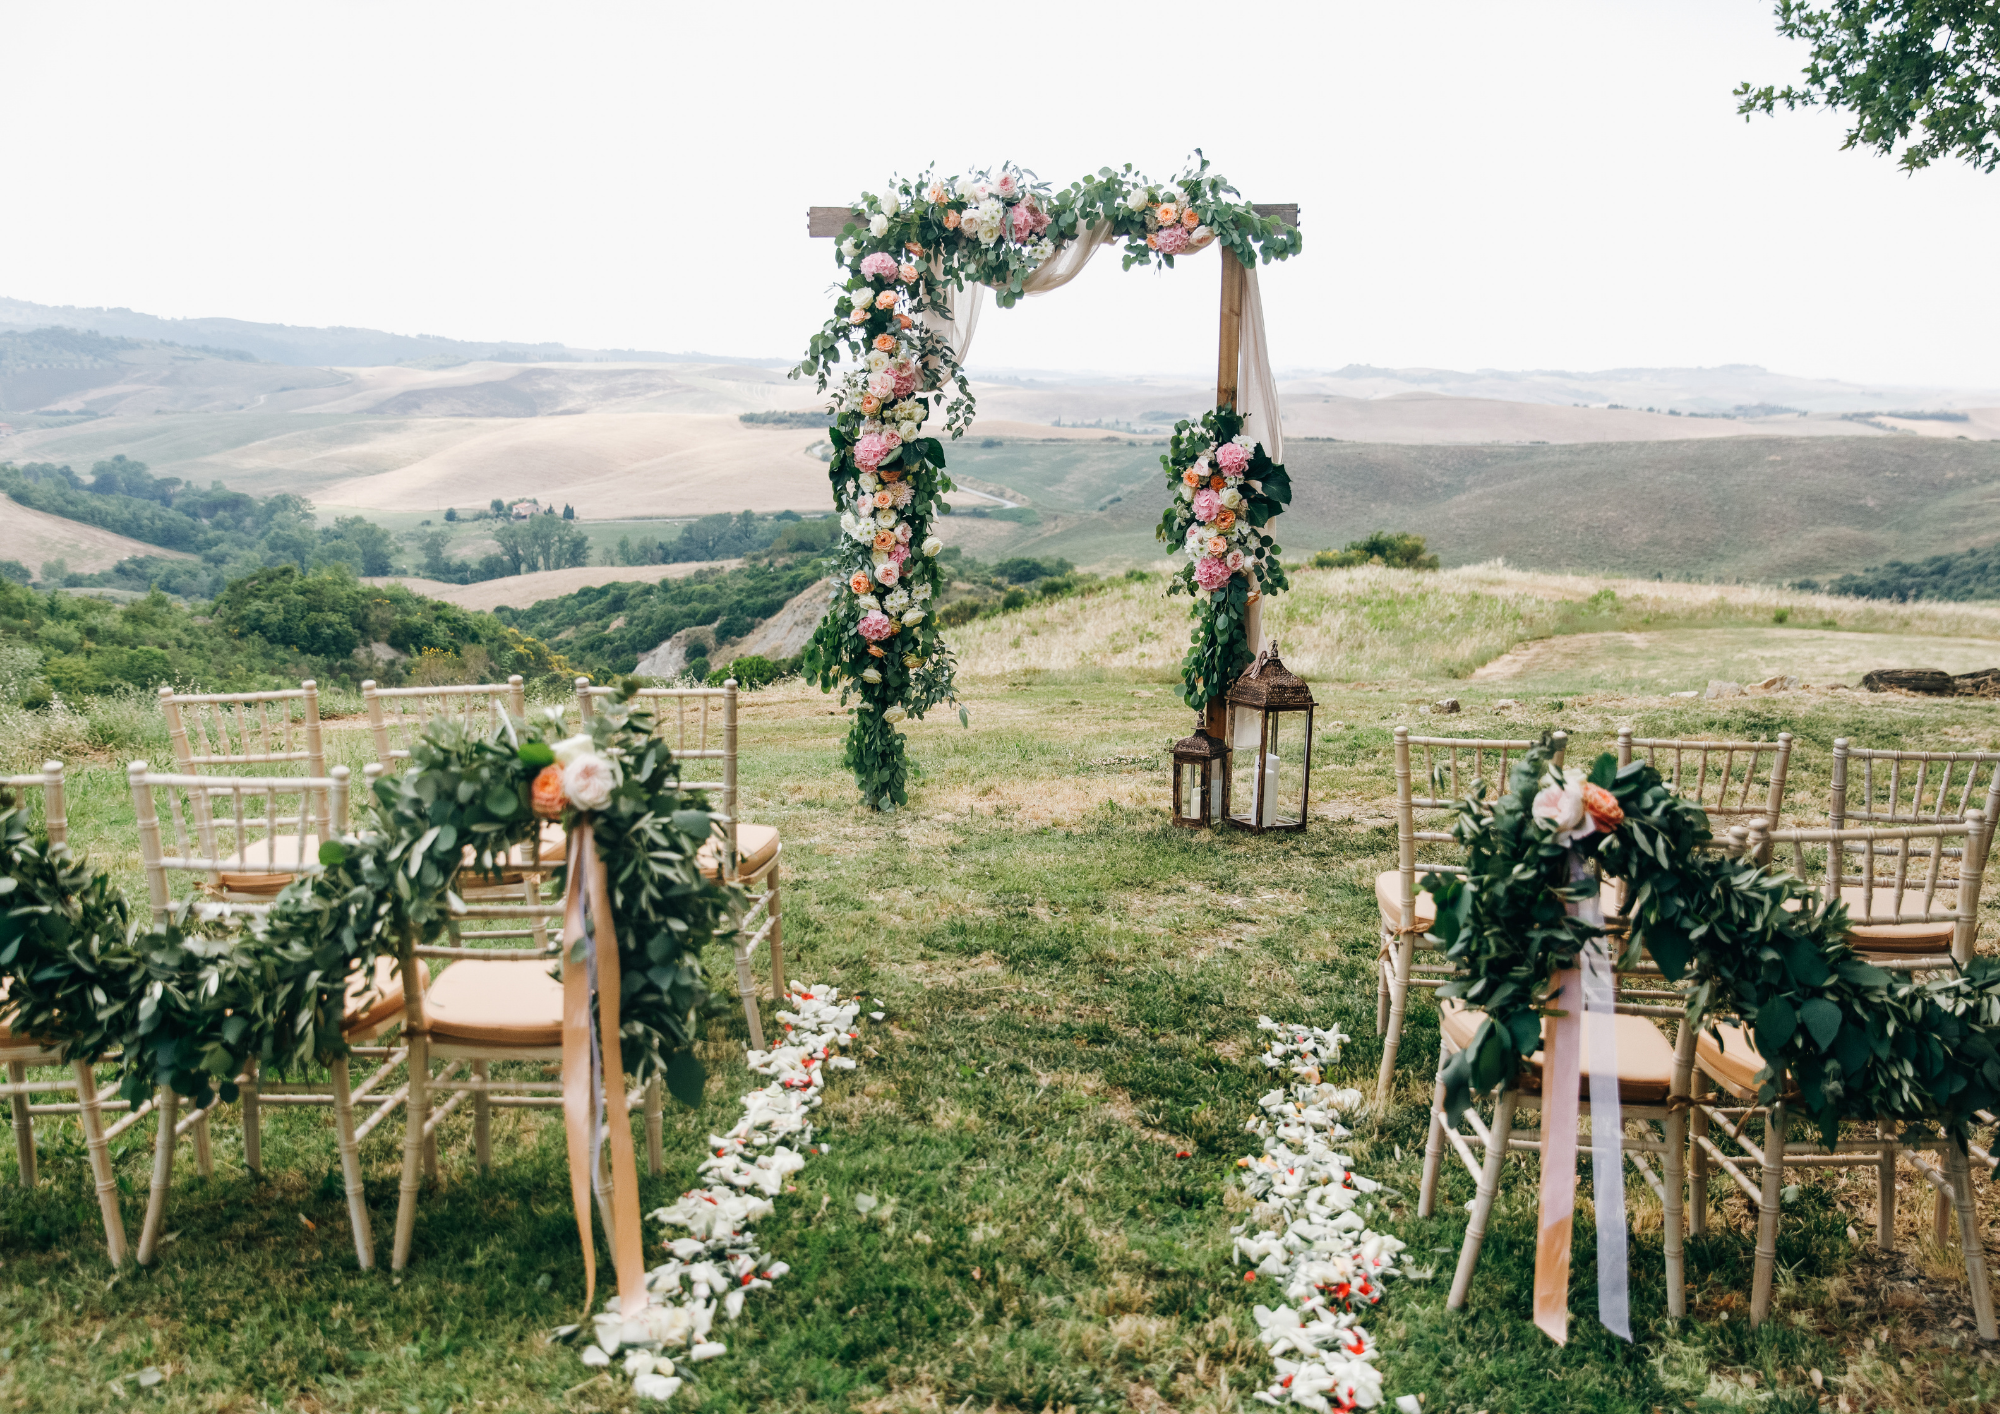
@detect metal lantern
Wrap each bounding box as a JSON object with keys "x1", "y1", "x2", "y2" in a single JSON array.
[
  {"x1": 1225, "y1": 640, "x2": 1316, "y2": 833},
  {"x1": 1170, "y1": 722, "x2": 1231, "y2": 828}
]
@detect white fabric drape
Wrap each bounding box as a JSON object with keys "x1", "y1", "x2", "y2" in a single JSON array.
[{"x1": 1237, "y1": 261, "x2": 1283, "y2": 463}]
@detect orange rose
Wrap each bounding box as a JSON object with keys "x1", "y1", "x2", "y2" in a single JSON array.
[
  {"x1": 899, "y1": 263, "x2": 918, "y2": 283},
  {"x1": 1145, "y1": 232, "x2": 1158, "y2": 250},
  {"x1": 943, "y1": 209, "x2": 961, "y2": 230},
  {"x1": 873, "y1": 530, "x2": 896, "y2": 550},
  {"x1": 849, "y1": 571, "x2": 872, "y2": 595},
  {"x1": 1582, "y1": 783, "x2": 1624, "y2": 833},
  {"x1": 868, "y1": 644, "x2": 887, "y2": 657},
  {"x1": 531, "y1": 764, "x2": 565, "y2": 820},
  {"x1": 1206, "y1": 535, "x2": 1227, "y2": 556},
  {"x1": 861, "y1": 394, "x2": 880, "y2": 415},
  {"x1": 1210, "y1": 475, "x2": 1225, "y2": 491},
  {"x1": 904, "y1": 240, "x2": 924, "y2": 255},
  {"x1": 1181, "y1": 469, "x2": 1201, "y2": 487},
  {"x1": 873, "y1": 333, "x2": 897, "y2": 352},
  {"x1": 879, "y1": 466, "x2": 903, "y2": 482},
  {"x1": 1215, "y1": 508, "x2": 1236, "y2": 532},
  {"x1": 873, "y1": 490, "x2": 894, "y2": 509},
  {"x1": 1182, "y1": 207, "x2": 1200, "y2": 229},
  {"x1": 896, "y1": 313, "x2": 913, "y2": 330}
]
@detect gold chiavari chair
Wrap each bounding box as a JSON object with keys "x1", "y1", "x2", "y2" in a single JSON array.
[
  {"x1": 157, "y1": 682, "x2": 332, "y2": 899},
  {"x1": 1686, "y1": 814, "x2": 1996, "y2": 1338},
  {"x1": 1376, "y1": 730, "x2": 1565, "y2": 1106},
  {"x1": 576, "y1": 677, "x2": 785, "y2": 1055},
  {"x1": 125, "y1": 760, "x2": 367, "y2": 1263},
  {"x1": 0, "y1": 761, "x2": 128, "y2": 1263}
]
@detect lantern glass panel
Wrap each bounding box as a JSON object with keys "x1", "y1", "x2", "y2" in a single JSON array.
[{"x1": 1230, "y1": 706, "x2": 1310, "y2": 830}]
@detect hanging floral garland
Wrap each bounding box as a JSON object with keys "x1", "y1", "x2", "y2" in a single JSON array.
[
  {"x1": 1423, "y1": 742, "x2": 2000, "y2": 1146},
  {"x1": 795, "y1": 156, "x2": 1304, "y2": 811},
  {"x1": 1155, "y1": 406, "x2": 1292, "y2": 712}
]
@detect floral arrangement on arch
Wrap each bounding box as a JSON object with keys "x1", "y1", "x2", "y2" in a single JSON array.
[
  {"x1": 1154, "y1": 405, "x2": 1292, "y2": 712},
  {"x1": 796, "y1": 157, "x2": 1303, "y2": 810}
]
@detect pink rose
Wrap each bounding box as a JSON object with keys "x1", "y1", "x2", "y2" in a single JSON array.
[
  {"x1": 853, "y1": 433, "x2": 893, "y2": 470},
  {"x1": 1214, "y1": 442, "x2": 1251, "y2": 475},
  {"x1": 857, "y1": 610, "x2": 896, "y2": 641},
  {"x1": 1193, "y1": 556, "x2": 1232, "y2": 591},
  {"x1": 875, "y1": 558, "x2": 901, "y2": 586},
  {"x1": 1154, "y1": 225, "x2": 1191, "y2": 255},
  {"x1": 898, "y1": 263, "x2": 918, "y2": 283},
  {"x1": 1225, "y1": 548, "x2": 1245, "y2": 571},
  {"x1": 860, "y1": 252, "x2": 898, "y2": 280},
  {"x1": 1191, "y1": 488, "x2": 1222, "y2": 524},
  {"x1": 894, "y1": 522, "x2": 912, "y2": 542},
  {"x1": 995, "y1": 173, "x2": 1018, "y2": 198},
  {"x1": 867, "y1": 370, "x2": 897, "y2": 398}
]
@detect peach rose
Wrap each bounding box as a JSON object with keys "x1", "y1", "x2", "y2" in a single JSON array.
[
  {"x1": 896, "y1": 313, "x2": 913, "y2": 329},
  {"x1": 873, "y1": 289, "x2": 898, "y2": 310},
  {"x1": 899, "y1": 263, "x2": 918, "y2": 283},
  {"x1": 531, "y1": 764, "x2": 565, "y2": 820},
  {"x1": 1157, "y1": 202, "x2": 1179, "y2": 225},
  {"x1": 1582, "y1": 782, "x2": 1624, "y2": 833},
  {"x1": 849, "y1": 571, "x2": 872, "y2": 595},
  {"x1": 1181, "y1": 469, "x2": 1201, "y2": 487},
  {"x1": 873, "y1": 530, "x2": 897, "y2": 550},
  {"x1": 873, "y1": 333, "x2": 897, "y2": 352},
  {"x1": 860, "y1": 394, "x2": 880, "y2": 415},
  {"x1": 868, "y1": 644, "x2": 887, "y2": 657},
  {"x1": 1215, "y1": 508, "x2": 1236, "y2": 532},
  {"x1": 873, "y1": 490, "x2": 894, "y2": 509},
  {"x1": 943, "y1": 209, "x2": 961, "y2": 229},
  {"x1": 1206, "y1": 535, "x2": 1227, "y2": 555},
  {"x1": 1145, "y1": 232, "x2": 1158, "y2": 250},
  {"x1": 904, "y1": 240, "x2": 924, "y2": 254},
  {"x1": 1182, "y1": 206, "x2": 1200, "y2": 229}
]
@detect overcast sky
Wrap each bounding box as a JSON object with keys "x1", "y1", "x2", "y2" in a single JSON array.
[{"x1": 4, "y1": 1, "x2": 1996, "y2": 387}]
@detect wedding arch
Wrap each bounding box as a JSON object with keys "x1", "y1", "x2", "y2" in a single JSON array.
[{"x1": 792, "y1": 159, "x2": 1303, "y2": 809}]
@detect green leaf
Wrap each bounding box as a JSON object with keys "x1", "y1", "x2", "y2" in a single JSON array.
[
  {"x1": 665, "y1": 1049, "x2": 707, "y2": 1107},
  {"x1": 1800, "y1": 998, "x2": 1843, "y2": 1052},
  {"x1": 1755, "y1": 994, "x2": 1798, "y2": 1057},
  {"x1": 484, "y1": 785, "x2": 518, "y2": 818},
  {"x1": 518, "y1": 742, "x2": 555, "y2": 769},
  {"x1": 317, "y1": 841, "x2": 348, "y2": 867}
]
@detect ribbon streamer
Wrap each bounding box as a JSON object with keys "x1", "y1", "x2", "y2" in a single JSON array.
[
  {"x1": 562, "y1": 821, "x2": 649, "y2": 1318},
  {"x1": 1532, "y1": 853, "x2": 1628, "y2": 1344}
]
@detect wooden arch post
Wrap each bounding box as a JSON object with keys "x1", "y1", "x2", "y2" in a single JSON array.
[{"x1": 804, "y1": 196, "x2": 1300, "y2": 743}]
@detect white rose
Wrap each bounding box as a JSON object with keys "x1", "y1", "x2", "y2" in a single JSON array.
[
  {"x1": 860, "y1": 471, "x2": 881, "y2": 491},
  {"x1": 551, "y1": 734, "x2": 596, "y2": 766},
  {"x1": 1125, "y1": 187, "x2": 1151, "y2": 212},
  {"x1": 839, "y1": 237, "x2": 858, "y2": 260},
  {"x1": 883, "y1": 705, "x2": 907, "y2": 724},
  {"x1": 902, "y1": 652, "x2": 923, "y2": 669},
  {"x1": 897, "y1": 421, "x2": 919, "y2": 441},
  {"x1": 876, "y1": 508, "x2": 897, "y2": 528},
  {"x1": 866, "y1": 350, "x2": 890, "y2": 372},
  {"x1": 1220, "y1": 487, "x2": 1244, "y2": 510},
  {"x1": 955, "y1": 176, "x2": 975, "y2": 200},
  {"x1": 861, "y1": 667, "x2": 882, "y2": 684},
  {"x1": 868, "y1": 213, "x2": 889, "y2": 238},
  {"x1": 901, "y1": 608, "x2": 925, "y2": 626},
  {"x1": 561, "y1": 754, "x2": 620, "y2": 812},
  {"x1": 856, "y1": 594, "x2": 881, "y2": 612},
  {"x1": 921, "y1": 535, "x2": 942, "y2": 556}
]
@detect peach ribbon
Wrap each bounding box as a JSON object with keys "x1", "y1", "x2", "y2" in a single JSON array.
[
  {"x1": 562, "y1": 821, "x2": 648, "y2": 1318},
  {"x1": 1533, "y1": 966, "x2": 1582, "y2": 1345}
]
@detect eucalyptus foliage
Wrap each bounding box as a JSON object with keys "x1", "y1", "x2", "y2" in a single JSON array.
[{"x1": 1426, "y1": 743, "x2": 2000, "y2": 1144}]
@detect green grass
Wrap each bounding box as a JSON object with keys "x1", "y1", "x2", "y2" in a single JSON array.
[{"x1": 2, "y1": 660, "x2": 1999, "y2": 1410}]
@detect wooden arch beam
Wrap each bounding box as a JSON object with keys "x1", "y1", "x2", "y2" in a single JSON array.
[{"x1": 806, "y1": 203, "x2": 1298, "y2": 238}]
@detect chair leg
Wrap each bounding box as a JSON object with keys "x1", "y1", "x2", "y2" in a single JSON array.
[
  {"x1": 241, "y1": 1057, "x2": 261, "y2": 1176},
  {"x1": 645, "y1": 1077, "x2": 663, "y2": 1178},
  {"x1": 471, "y1": 1060, "x2": 491, "y2": 1174},
  {"x1": 1374, "y1": 940, "x2": 1391, "y2": 1037},
  {"x1": 1749, "y1": 1097, "x2": 1788, "y2": 1327},
  {"x1": 137, "y1": 1087, "x2": 178, "y2": 1266},
  {"x1": 765, "y1": 865, "x2": 786, "y2": 1004},
  {"x1": 7, "y1": 1060, "x2": 35, "y2": 1188},
  {"x1": 192, "y1": 1102, "x2": 214, "y2": 1179},
  {"x1": 331, "y1": 1056, "x2": 374, "y2": 1270},
  {"x1": 734, "y1": 939, "x2": 765, "y2": 1051},
  {"x1": 1448, "y1": 1086, "x2": 1517, "y2": 1311},
  {"x1": 1934, "y1": 1184, "x2": 1954, "y2": 1247},
  {"x1": 391, "y1": 1030, "x2": 429, "y2": 1271},
  {"x1": 1374, "y1": 935, "x2": 1415, "y2": 1108},
  {"x1": 1946, "y1": 1138, "x2": 1998, "y2": 1341},
  {"x1": 1417, "y1": 1036, "x2": 1450, "y2": 1219},
  {"x1": 1876, "y1": 1119, "x2": 1898, "y2": 1252},
  {"x1": 74, "y1": 1061, "x2": 126, "y2": 1266},
  {"x1": 1663, "y1": 1023, "x2": 1697, "y2": 1319},
  {"x1": 1688, "y1": 1071, "x2": 1710, "y2": 1238}
]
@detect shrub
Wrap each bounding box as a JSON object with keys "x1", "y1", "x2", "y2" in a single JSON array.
[
  {"x1": 1311, "y1": 531, "x2": 1439, "y2": 571},
  {"x1": 938, "y1": 598, "x2": 986, "y2": 628}
]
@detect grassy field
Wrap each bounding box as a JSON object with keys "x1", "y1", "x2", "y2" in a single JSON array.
[{"x1": 1, "y1": 571, "x2": 1999, "y2": 1412}]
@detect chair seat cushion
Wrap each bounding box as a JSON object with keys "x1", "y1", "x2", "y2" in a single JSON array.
[
  {"x1": 424, "y1": 960, "x2": 564, "y2": 1048},
  {"x1": 1439, "y1": 997, "x2": 1677, "y2": 1104},
  {"x1": 1782, "y1": 886, "x2": 1956, "y2": 956},
  {"x1": 698, "y1": 823, "x2": 780, "y2": 881},
  {"x1": 1374, "y1": 870, "x2": 1436, "y2": 931},
  {"x1": 215, "y1": 833, "x2": 319, "y2": 895},
  {"x1": 342, "y1": 956, "x2": 417, "y2": 1035},
  {"x1": 1692, "y1": 1021, "x2": 1803, "y2": 1102}
]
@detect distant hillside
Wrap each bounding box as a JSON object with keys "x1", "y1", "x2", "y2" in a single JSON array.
[
  {"x1": 926, "y1": 433, "x2": 2000, "y2": 585},
  {"x1": 0, "y1": 296, "x2": 781, "y2": 370}
]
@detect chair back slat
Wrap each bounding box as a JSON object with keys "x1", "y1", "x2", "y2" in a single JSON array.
[
  {"x1": 1748, "y1": 811, "x2": 1987, "y2": 965},
  {"x1": 0, "y1": 761, "x2": 68, "y2": 848},
  {"x1": 576, "y1": 677, "x2": 739, "y2": 876},
  {"x1": 1617, "y1": 731, "x2": 1794, "y2": 839},
  {"x1": 1832, "y1": 742, "x2": 2000, "y2": 855},
  {"x1": 159, "y1": 681, "x2": 331, "y2": 843},
  {"x1": 1390, "y1": 729, "x2": 1567, "y2": 931},
  {"x1": 362, "y1": 677, "x2": 527, "y2": 774}
]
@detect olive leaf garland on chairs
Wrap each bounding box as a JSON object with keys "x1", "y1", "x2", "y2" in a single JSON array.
[
  {"x1": 1376, "y1": 730, "x2": 1565, "y2": 1107},
  {"x1": 796, "y1": 159, "x2": 1302, "y2": 810},
  {"x1": 1416, "y1": 739, "x2": 2000, "y2": 1340},
  {"x1": 0, "y1": 766, "x2": 129, "y2": 1262},
  {"x1": 576, "y1": 678, "x2": 786, "y2": 1055}
]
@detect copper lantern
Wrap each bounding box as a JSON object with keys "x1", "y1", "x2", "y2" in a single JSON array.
[
  {"x1": 1170, "y1": 722, "x2": 1230, "y2": 828},
  {"x1": 1225, "y1": 641, "x2": 1315, "y2": 833}
]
